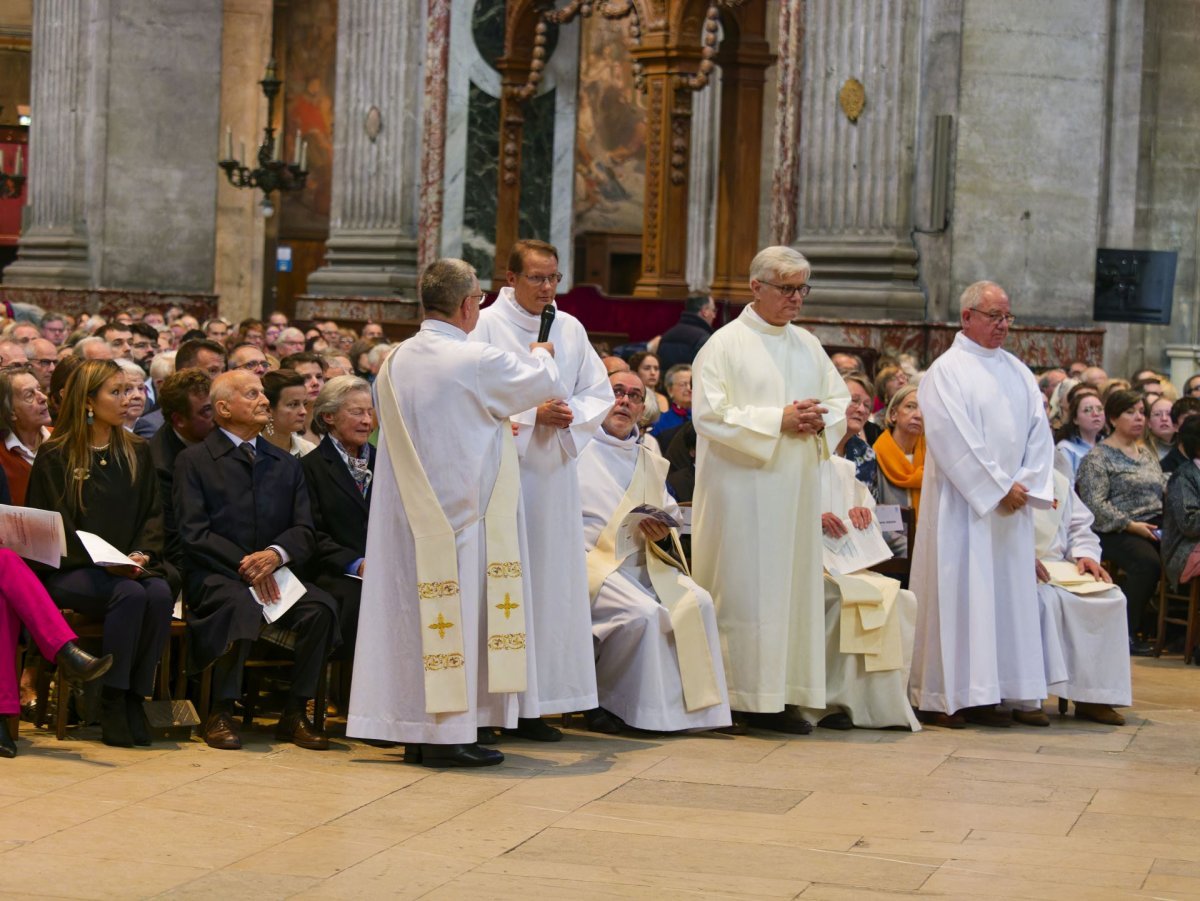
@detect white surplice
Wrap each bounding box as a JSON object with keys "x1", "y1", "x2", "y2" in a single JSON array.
[
  {"x1": 347, "y1": 320, "x2": 561, "y2": 744},
  {"x1": 578, "y1": 427, "x2": 731, "y2": 731},
  {"x1": 472, "y1": 288, "x2": 615, "y2": 714},
  {"x1": 691, "y1": 304, "x2": 850, "y2": 711},
  {"x1": 1034, "y1": 471, "x2": 1132, "y2": 706},
  {"x1": 807, "y1": 456, "x2": 921, "y2": 730},
  {"x1": 910, "y1": 331, "x2": 1056, "y2": 713}
]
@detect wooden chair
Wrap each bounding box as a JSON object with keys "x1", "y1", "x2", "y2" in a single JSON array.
[
  {"x1": 868, "y1": 507, "x2": 916, "y2": 587},
  {"x1": 1154, "y1": 576, "x2": 1199, "y2": 663}
]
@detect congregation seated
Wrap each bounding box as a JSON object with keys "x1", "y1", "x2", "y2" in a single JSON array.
[
  {"x1": 26, "y1": 359, "x2": 176, "y2": 748},
  {"x1": 1053, "y1": 386, "x2": 1104, "y2": 481},
  {"x1": 115, "y1": 358, "x2": 147, "y2": 432},
  {"x1": 663, "y1": 421, "x2": 697, "y2": 503},
  {"x1": 279, "y1": 351, "x2": 327, "y2": 445},
  {"x1": 173, "y1": 370, "x2": 339, "y2": 752},
  {"x1": 872, "y1": 384, "x2": 924, "y2": 556},
  {"x1": 134, "y1": 337, "x2": 224, "y2": 437},
  {"x1": 650, "y1": 363, "x2": 692, "y2": 446},
  {"x1": 1159, "y1": 397, "x2": 1200, "y2": 474},
  {"x1": 628, "y1": 351, "x2": 669, "y2": 413},
  {"x1": 1144, "y1": 393, "x2": 1177, "y2": 462},
  {"x1": 870, "y1": 364, "x2": 908, "y2": 428},
  {"x1": 300, "y1": 375, "x2": 376, "y2": 662},
  {"x1": 1075, "y1": 389, "x2": 1166, "y2": 655},
  {"x1": 226, "y1": 341, "x2": 271, "y2": 376},
  {"x1": 0, "y1": 467, "x2": 113, "y2": 759},
  {"x1": 1162, "y1": 418, "x2": 1200, "y2": 595},
  {"x1": 261, "y1": 369, "x2": 316, "y2": 457},
  {"x1": 835, "y1": 371, "x2": 879, "y2": 492},
  {"x1": 148, "y1": 369, "x2": 215, "y2": 574},
  {"x1": 0, "y1": 364, "x2": 51, "y2": 504},
  {"x1": 577, "y1": 371, "x2": 730, "y2": 734}
]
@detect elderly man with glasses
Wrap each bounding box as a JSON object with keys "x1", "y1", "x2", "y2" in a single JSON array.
[
  {"x1": 575, "y1": 370, "x2": 730, "y2": 735},
  {"x1": 690, "y1": 245, "x2": 849, "y2": 735}
]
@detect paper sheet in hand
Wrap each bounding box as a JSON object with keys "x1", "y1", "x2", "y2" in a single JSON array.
[
  {"x1": 823, "y1": 520, "x2": 894, "y2": 576},
  {"x1": 76, "y1": 530, "x2": 144, "y2": 572},
  {"x1": 1041, "y1": 559, "x2": 1115, "y2": 596},
  {"x1": 615, "y1": 504, "x2": 682, "y2": 559},
  {"x1": 249, "y1": 565, "x2": 307, "y2": 623},
  {"x1": 0, "y1": 503, "x2": 66, "y2": 567},
  {"x1": 875, "y1": 504, "x2": 904, "y2": 532}
]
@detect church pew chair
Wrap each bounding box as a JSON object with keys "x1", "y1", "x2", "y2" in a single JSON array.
[{"x1": 1154, "y1": 576, "x2": 1199, "y2": 664}]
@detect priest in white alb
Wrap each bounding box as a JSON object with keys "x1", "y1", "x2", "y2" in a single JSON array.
[
  {"x1": 692, "y1": 245, "x2": 850, "y2": 734},
  {"x1": 471, "y1": 239, "x2": 614, "y2": 740},
  {"x1": 1019, "y1": 464, "x2": 1130, "y2": 726},
  {"x1": 347, "y1": 258, "x2": 561, "y2": 768},
  {"x1": 910, "y1": 280, "x2": 1056, "y2": 728},
  {"x1": 577, "y1": 370, "x2": 731, "y2": 734}
]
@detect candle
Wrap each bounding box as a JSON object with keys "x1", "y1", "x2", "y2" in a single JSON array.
[
  {"x1": 272, "y1": 134, "x2": 281, "y2": 162},
  {"x1": 299, "y1": 141, "x2": 307, "y2": 172},
  {"x1": 225, "y1": 126, "x2": 233, "y2": 160},
  {"x1": 14, "y1": 150, "x2": 21, "y2": 176},
  {"x1": 293, "y1": 129, "x2": 301, "y2": 164},
  {"x1": 0, "y1": 150, "x2": 5, "y2": 174},
  {"x1": 240, "y1": 140, "x2": 246, "y2": 163}
]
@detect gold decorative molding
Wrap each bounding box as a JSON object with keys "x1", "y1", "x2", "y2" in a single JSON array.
[{"x1": 839, "y1": 77, "x2": 865, "y2": 123}]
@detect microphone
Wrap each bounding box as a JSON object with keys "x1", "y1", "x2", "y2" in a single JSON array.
[{"x1": 536, "y1": 304, "x2": 556, "y2": 343}]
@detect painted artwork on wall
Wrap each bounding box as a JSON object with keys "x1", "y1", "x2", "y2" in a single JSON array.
[
  {"x1": 281, "y1": 0, "x2": 337, "y2": 239},
  {"x1": 573, "y1": 14, "x2": 645, "y2": 236}
]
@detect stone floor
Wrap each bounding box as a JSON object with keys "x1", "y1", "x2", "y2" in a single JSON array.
[{"x1": 2, "y1": 657, "x2": 1200, "y2": 899}]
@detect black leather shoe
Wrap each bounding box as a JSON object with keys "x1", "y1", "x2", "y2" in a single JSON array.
[
  {"x1": 1129, "y1": 638, "x2": 1155, "y2": 657},
  {"x1": 818, "y1": 711, "x2": 854, "y2": 730},
  {"x1": 717, "y1": 710, "x2": 750, "y2": 735},
  {"x1": 19, "y1": 698, "x2": 37, "y2": 724},
  {"x1": 747, "y1": 711, "x2": 813, "y2": 735},
  {"x1": 502, "y1": 716, "x2": 563, "y2": 742},
  {"x1": 203, "y1": 710, "x2": 242, "y2": 751},
  {"x1": 477, "y1": 727, "x2": 500, "y2": 745},
  {"x1": 126, "y1": 693, "x2": 152, "y2": 746},
  {"x1": 584, "y1": 707, "x2": 624, "y2": 734},
  {"x1": 100, "y1": 693, "x2": 134, "y2": 747},
  {"x1": 407, "y1": 742, "x2": 504, "y2": 768},
  {"x1": 0, "y1": 727, "x2": 16, "y2": 759},
  {"x1": 55, "y1": 642, "x2": 113, "y2": 685},
  {"x1": 275, "y1": 710, "x2": 330, "y2": 751}
]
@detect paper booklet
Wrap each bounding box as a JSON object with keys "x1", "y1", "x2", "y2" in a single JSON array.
[
  {"x1": 76, "y1": 530, "x2": 145, "y2": 573},
  {"x1": 1040, "y1": 559, "x2": 1114, "y2": 595},
  {"x1": 822, "y1": 517, "x2": 895, "y2": 576},
  {"x1": 615, "y1": 504, "x2": 683, "y2": 560},
  {"x1": 250, "y1": 565, "x2": 308, "y2": 623},
  {"x1": 0, "y1": 504, "x2": 67, "y2": 568}
]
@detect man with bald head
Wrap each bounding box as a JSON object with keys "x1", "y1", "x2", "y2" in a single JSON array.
[
  {"x1": 576, "y1": 371, "x2": 730, "y2": 734},
  {"x1": 0, "y1": 340, "x2": 27, "y2": 368},
  {"x1": 174, "y1": 369, "x2": 338, "y2": 752},
  {"x1": 909, "y1": 281, "x2": 1056, "y2": 728}
]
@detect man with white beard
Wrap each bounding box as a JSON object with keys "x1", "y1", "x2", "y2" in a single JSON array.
[
  {"x1": 577, "y1": 371, "x2": 730, "y2": 734},
  {"x1": 471, "y1": 239, "x2": 614, "y2": 740}
]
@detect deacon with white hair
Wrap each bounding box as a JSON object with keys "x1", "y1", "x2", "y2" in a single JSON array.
[
  {"x1": 910, "y1": 281, "x2": 1056, "y2": 727},
  {"x1": 577, "y1": 370, "x2": 731, "y2": 734},
  {"x1": 691, "y1": 245, "x2": 850, "y2": 733}
]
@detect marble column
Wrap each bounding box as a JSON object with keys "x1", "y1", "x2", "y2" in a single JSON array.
[
  {"x1": 3, "y1": 0, "x2": 90, "y2": 287},
  {"x1": 306, "y1": 0, "x2": 422, "y2": 297},
  {"x1": 418, "y1": 0, "x2": 452, "y2": 272},
  {"x1": 791, "y1": 0, "x2": 925, "y2": 319}
]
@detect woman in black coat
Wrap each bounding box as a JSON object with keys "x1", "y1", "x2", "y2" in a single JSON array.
[{"x1": 26, "y1": 360, "x2": 175, "y2": 748}]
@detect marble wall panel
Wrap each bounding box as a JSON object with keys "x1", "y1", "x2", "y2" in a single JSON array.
[{"x1": 462, "y1": 81, "x2": 500, "y2": 277}]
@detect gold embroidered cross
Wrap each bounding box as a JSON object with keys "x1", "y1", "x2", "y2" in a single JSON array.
[
  {"x1": 495, "y1": 594, "x2": 519, "y2": 619},
  {"x1": 428, "y1": 613, "x2": 455, "y2": 639}
]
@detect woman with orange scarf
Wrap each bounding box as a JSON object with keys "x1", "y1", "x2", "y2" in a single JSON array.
[{"x1": 873, "y1": 384, "x2": 925, "y2": 556}]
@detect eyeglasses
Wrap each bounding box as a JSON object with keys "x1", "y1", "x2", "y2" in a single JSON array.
[
  {"x1": 612, "y1": 386, "x2": 646, "y2": 404},
  {"x1": 970, "y1": 308, "x2": 1017, "y2": 326},
  {"x1": 233, "y1": 360, "x2": 269, "y2": 372},
  {"x1": 29, "y1": 358, "x2": 57, "y2": 368},
  {"x1": 761, "y1": 281, "x2": 812, "y2": 298},
  {"x1": 465, "y1": 292, "x2": 485, "y2": 303},
  {"x1": 520, "y1": 272, "x2": 563, "y2": 286}
]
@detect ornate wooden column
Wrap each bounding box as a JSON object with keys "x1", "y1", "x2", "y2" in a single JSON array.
[{"x1": 710, "y1": 7, "x2": 772, "y2": 302}]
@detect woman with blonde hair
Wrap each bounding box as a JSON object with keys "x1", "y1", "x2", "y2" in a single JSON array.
[
  {"x1": 872, "y1": 384, "x2": 925, "y2": 556},
  {"x1": 25, "y1": 359, "x2": 175, "y2": 747}
]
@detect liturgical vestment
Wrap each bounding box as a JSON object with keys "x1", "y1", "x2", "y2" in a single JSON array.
[
  {"x1": 578, "y1": 427, "x2": 731, "y2": 731},
  {"x1": 910, "y1": 331, "x2": 1055, "y2": 714},
  {"x1": 471, "y1": 288, "x2": 614, "y2": 715},
  {"x1": 347, "y1": 320, "x2": 560, "y2": 745},
  {"x1": 692, "y1": 304, "x2": 849, "y2": 712}
]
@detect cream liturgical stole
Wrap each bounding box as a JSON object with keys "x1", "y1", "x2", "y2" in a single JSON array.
[
  {"x1": 585, "y1": 443, "x2": 722, "y2": 712},
  {"x1": 376, "y1": 362, "x2": 527, "y2": 714}
]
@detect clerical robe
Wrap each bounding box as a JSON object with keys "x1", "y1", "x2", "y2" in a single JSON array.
[
  {"x1": 578, "y1": 427, "x2": 731, "y2": 731},
  {"x1": 809, "y1": 456, "x2": 921, "y2": 730},
  {"x1": 1034, "y1": 470, "x2": 1131, "y2": 707},
  {"x1": 910, "y1": 331, "x2": 1055, "y2": 714},
  {"x1": 472, "y1": 288, "x2": 614, "y2": 714},
  {"x1": 691, "y1": 305, "x2": 849, "y2": 711},
  {"x1": 347, "y1": 320, "x2": 561, "y2": 744}
]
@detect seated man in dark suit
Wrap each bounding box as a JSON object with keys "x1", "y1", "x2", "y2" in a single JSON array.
[
  {"x1": 148, "y1": 369, "x2": 214, "y2": 575},
  {"x1": 174, "y1": 370, "x2": 338, "y2": 751},
  {"x1": 300, "y1": 375, "x2": 375, "y2": 663}
]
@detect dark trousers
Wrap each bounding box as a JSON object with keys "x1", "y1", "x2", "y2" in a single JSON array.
[
  {"x1": 41, "y1": 568, "x2": 174, "y2": 695},
  {"x1": 212, "y1": 598, "x2": 334, "y2": 702},
  {"x1": 1097, "y1": 531, "x2": 1161, "y2": 635}
]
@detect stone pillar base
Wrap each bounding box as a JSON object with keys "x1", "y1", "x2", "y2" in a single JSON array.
[
  {"x1": 793, "y1": 236, "x2": 926, "y2": 320},
  {"x1": 305, "y1": 229, "x2": 419, "y2": 298},
  {"x1": 2, "y1": 229, "x2": 91, "y2": 289},
  {"x1": 1165, "y1": 344, "x2": 1200, "y2": 388}
]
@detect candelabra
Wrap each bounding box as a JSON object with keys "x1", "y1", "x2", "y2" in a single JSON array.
[
  {"x1": 0, "y1": 148, "x2": 24, "y2": 200},
  {"x1": 218, "y1": 60, "x2": 307, "y2": 218}
]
